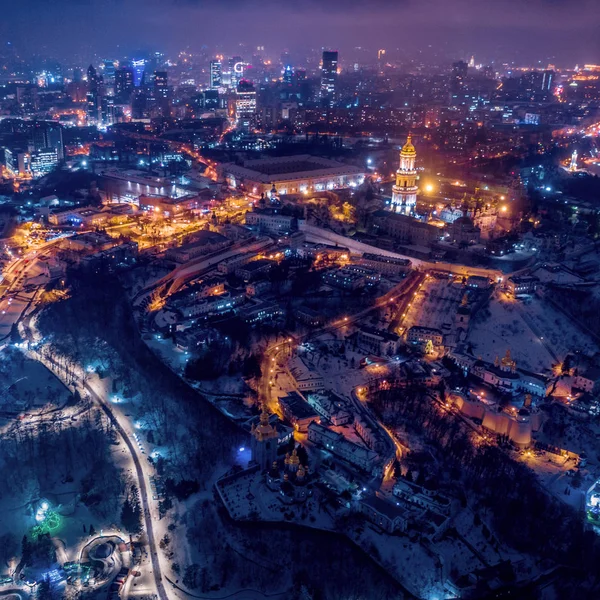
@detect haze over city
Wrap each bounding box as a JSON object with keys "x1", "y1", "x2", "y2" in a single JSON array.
[{"x1": 2, "y1": 0, "x2": 600, "y2": 64}]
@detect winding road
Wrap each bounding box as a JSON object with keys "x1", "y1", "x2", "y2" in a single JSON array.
[{"x1": 24, "y1": 346, "x2": 169, "y2": 600}]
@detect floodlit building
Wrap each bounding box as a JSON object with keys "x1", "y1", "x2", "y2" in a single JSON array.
[
  {"x1": 220, "y1": 155, "x2": 365, "y2": 197},
  {"x1": 138, "y1": 194, "x2": 200, "y2": 217},
  {"x1": 506, "y1": 275, "x2": 539, "y2": 296}
]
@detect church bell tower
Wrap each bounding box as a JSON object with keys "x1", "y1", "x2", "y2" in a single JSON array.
[{"x1": 391, "y1": 134, "x2": 418, "y2": 215}]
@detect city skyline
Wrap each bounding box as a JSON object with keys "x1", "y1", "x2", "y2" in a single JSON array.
[{"x1": 1, "y1": 0, "x2": 599, "y2": 66}]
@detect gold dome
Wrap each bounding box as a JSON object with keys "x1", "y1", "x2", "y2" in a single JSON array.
[
  {"x1": 401, "y1": 134, "x2": 416, "y2": 156},
  {"x1": 288, "y1": 448, "x2": 300, "y2": 466}
]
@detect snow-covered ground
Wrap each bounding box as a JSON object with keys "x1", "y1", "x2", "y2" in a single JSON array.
[
  {"x1": 468, "y1": 293, "x2": 598, "y2": 373},
  {"x1": 468, "y1": 297, "x2": 556, "y2": 372}
]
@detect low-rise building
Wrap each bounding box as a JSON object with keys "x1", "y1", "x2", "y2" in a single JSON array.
[
  {"x1": 279, "y1": 392, "x2": 319, "y2": 432},
  {"x1": 466, "y1": 275, "x2": 491, "y2": 289},
  {"x1": 220, "y1": 154, "x2": 365, "y2": 197},
  {"x1": 306, "y1": 391, "x2": 351, "y2": 426},
  {"x1": 299, "y1": 243, "x2": 349, "y2": 262},
  {"x1": 307, "y1": 421, "x2": 380, "y2": 473},
  {"x1": 218, "y1": 253, "x2": 256, "y2": 274},
  {"x1": 80, "y1": 241, "x2": 138, "y2": 271},
  {"x1": 235, "y1": 258, "x2": 275, "y2": 282},
  {"x1": 238, "y1": 300, "x2": 283, "y2": 325},
  {"x1": 138, "y1": 194, "x2": 200, "y2": 217},
  {"x1": 357, "y1": 327, "x2": 401, "y2": 357},
  {"x1": 48, "y1": 206, "x2": 108, "y2": 227},
  {"x1": 178, "y1": 291, "x2": 245, "y2": 318},
  {"x1": 371, "y1": 210, "x2": 441, "y2": 247},
  {"x1": 393, "y1": 479, "x2": 453, "y2": 516},
  {"x1": 359, "y1": 493, "x2": 408, "y2": 533},
  {"x1": 245, "y1": 208, "x2": 297, "y2": 234},
  {"x1": 296, "y1": 307, "x2": 326, "y2": 327},
  {"x1": 246, "y1": 280, "x2": 272, "y2": 297},
  {"x1": 288, "y1": 356, "x2": 324, "y2": 392},
  {"x1": 358, "y1": 253, "x2": 412, "y2": 276},
  {"x1": 323, "y1": 268, "x2": 366, "y2": 291},
  {"x1": 354, "y1": 414, "x2": 385, "y2": 454},
  {"x1": 406, "y1": 326, "x2": 444, "y2": 347},
  {"x1": 165, "y1": 231, "x2": 231, "y2": 263},
  {"x1": 506, "y1": 275, "x2": 539, "y2": 296},
  {"x1": 573, "y1": 366, "x2": 600, "y2": 394}
]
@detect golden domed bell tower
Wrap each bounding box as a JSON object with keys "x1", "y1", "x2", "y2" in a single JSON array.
[
  {"x1": 251, "y1": 403, "x2": 279, "y2": 470},
  {"x1": 391, "y1": 134, "x2": 418, "y2": 215}
]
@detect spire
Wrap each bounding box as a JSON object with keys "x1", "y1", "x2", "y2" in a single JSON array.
[
  {"x1": 260, "y1": 402, "x2": 270, "y2": 426},
  {"x1": 253, "y1": 403, "x2": 277, "y2": 441}
]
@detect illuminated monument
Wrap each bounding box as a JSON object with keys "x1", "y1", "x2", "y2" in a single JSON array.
[{"x1": 391, "y1": 134, "x2": 418, "y2": 215}]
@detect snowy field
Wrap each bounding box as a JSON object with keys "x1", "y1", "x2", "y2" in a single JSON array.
[
  {"x1": 403, "y1": 279, "x2": 465, "y2": 332},
  {"x1": 468, "y1": 294, "x2": 598, "y2": 373},
  {"x1": 468, "y1": 300, "x2": 553, "y2": 372},
  {"x1": 519, "y1": 297, "x2": 598, "y2": 360}
]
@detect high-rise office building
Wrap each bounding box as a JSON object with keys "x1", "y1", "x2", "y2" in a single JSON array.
[
  {"x1": 86, "y1": 65, "x2": 102, "y2": 122},
  {"x1": 103, "y1": 59, "x2": 117, "y2": 83},
  {"x1": 235, "y1": 80, "x2": 257, "y2": 130},
  {"x1": 132, "y1": 59, "x2": 146, "y2": 87},
  {"x1": 283, "y1": 65, "x2": 293, "y2": 85},
  {"x1": 320, "y1": 50, "x2": 338, "y2": 104},
  {"x1": 230, "y1": 56, "x2": 245, "y2": 89},
  {"x1": 115, "y1": 67, "x2": 134, "y2": 103},
  {"x1": 31, "y1": 121, "x2": 64, "y2": 161},
  {"x1": 210, "y1": 60, "x2": 222, "y2": 89},
  {"x1": 541, "y1": 69, "x2": 554, "y2": 93},
  {"x1": 450, "y1": 60, "x2": 469, "y2": 105},
  {"x1": 153, "y1": 71, "x2": 169, "y2": 116}
]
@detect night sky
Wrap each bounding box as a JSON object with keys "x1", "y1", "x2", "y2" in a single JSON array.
[{"x1": 2, "y1": 0, "x2": 599, "y2": 65}]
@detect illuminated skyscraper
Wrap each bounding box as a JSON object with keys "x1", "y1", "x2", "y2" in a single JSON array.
[
  {"x1": 210, "y1": 60, "x2": 222, "y2": 89},
  {"x1": 391, "y1": 134, "x2": 418, "y2": 215},
  {"x1": 86, "y1": 64, "x2": 102, "y2": 122},
  {"x1": 115, "y1": 67, "x2": 134, "y2": 103},
  {"x1": 541, "y1": 69, "x2": 554, "y2": 92},
  {"x1": 320, "y1": 50, "x2": 338, "y2": 105},
  {"x1": 235, "y1": 80, "x2": 257, "y2": 130},
  {"x1": 230, "y1": 56, "x2": 245, "y2": 89},
  {"x1": 103, "y1": 59, "x2": 117, "y2": 83},
  {"x1": 31, "y1": 121, "x2": 64, "y2": 161},
  {"x1": 154, "y1": 71, "x2": 169, "y2": 102},
  {"x1": 132, "y1": 59, "x2": 146, "y2": 87}
]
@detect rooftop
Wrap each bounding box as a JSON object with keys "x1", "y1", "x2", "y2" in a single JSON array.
[
  {"x1": 222, "y1": 154, "x2": 364, "y2": 183},
  {"x1": 362, "y1": 493, "x2": 408, "y2": 521}
]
